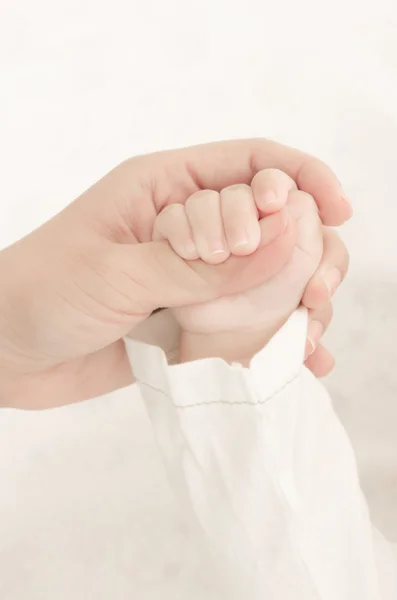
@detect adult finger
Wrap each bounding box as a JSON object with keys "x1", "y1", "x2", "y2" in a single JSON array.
[
  {"x1": 304, "y1": 302, "x2": 333, "y2": 360},
  {"x1": 82, "y1": 139, "x2": 352, "y2": 241},
  {"x1": 104, "y1": 210, "x2": 295, "y2": 322},
  {"x1": 305, "y1": 344, "x2": 335, "y2": 378},
  {"x1": 141, "y1": 139, "x2": 352, "y2": 225},
  {"x1": 302, "y1": 227, "x2": 349, "y2": 309}
]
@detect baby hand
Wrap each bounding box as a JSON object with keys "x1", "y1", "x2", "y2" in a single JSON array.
[
  {"x1": 153, "y1": 169, "x2": 323, "y2": 364},
  {"x1": 153, "y1": 168, "x2": 294, "y2": 263}
]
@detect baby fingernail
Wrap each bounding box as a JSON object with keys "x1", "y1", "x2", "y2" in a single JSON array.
[
  {"x1": 231, "y1": 238, "x2": 253, "y2": 255},
  {"x1": 231, "y1": 225, "x2": 261, "y2": 254},
  {"x1": 197, "y1": 238, "x2": 229, "y2": 263},
  {"x1": 211, "y1": 248, "x2": 228, "y2": 256},
  {"x1": 183, "y1": 240, "x2": 199, "y2": 260},
  {"x1": 323, "y1": 268, "x2": 342, "y2": 297},
  {"x1": 232, "y1": 238, "x2": 249, "y2": 248},
  {"x1": 261, "y1": 190, "x2": 279, "y2": 210},
  {"x1": 305, "y1": 320, "x2": 324, "y2": 359}
]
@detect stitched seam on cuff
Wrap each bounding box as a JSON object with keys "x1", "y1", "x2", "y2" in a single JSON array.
[{"x1": 136, "y1": 369, "x2": 302, "y2": 409}]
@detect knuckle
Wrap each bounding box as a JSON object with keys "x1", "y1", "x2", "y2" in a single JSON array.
[
  {"x1": 309, "y1": 301, "x2": 333, "y2": 327},
  {"x1": 185, "y1": 189, "x2": 219, "y2": 212},
  {"x1": 221, "y1": 183, "x2": 251, "y2": 195},
  {"x1": 155, "y1": 204, "x2": 184, "y2": 235}
]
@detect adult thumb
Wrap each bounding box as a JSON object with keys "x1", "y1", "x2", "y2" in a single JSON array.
[{"x1": 106, "y1": 210, "x2": 296, "y2": 320}]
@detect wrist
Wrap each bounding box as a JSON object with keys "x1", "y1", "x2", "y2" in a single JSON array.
[{"x1": 179, "y1": 319, "x2": 287, "y2": 365}]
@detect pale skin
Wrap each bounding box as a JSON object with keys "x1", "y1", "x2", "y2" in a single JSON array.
[
  {"x1": 0, "y1": 140, "x2": 350, "y2": 409},
  {"x1": 154, "y1": 169, "x2": 342, "y2": 365}
]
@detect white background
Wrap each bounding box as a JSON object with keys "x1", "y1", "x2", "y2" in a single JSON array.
[
  {"x1": 0, "y1": 0, "x2": 396, "y2": 595},
  {"x1": 1, "y1": 1, "x2": 397, "y2": 275}
]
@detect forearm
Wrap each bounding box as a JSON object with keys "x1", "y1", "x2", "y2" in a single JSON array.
[
  {"x1": 0, "y1": 249, "x2": 49, "y2": 407},
  {"x1": 0, "y1": 297, "x2": 28, "y2": 407},
  {"x1": 0, "y1": 340, "x2": 130, "y2": 409}
]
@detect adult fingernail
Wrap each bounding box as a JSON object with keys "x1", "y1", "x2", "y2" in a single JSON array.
[
  {"x1": 341, "y1": 193, "x2": 353, "y2": 216},
  {"x1": 305, "y1": 320, "x2": 324, "y2": 359},
  {"x1": 323, "y1": 268, "x2": 342, "y2": 297},
  {"x1": 305, "y1": 338, "x2": 316, "y2": 359}
]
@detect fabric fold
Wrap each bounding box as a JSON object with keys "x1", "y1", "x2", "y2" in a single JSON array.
[{"x1": 124, "y1": 308, "x2": 396, "y2": 599}]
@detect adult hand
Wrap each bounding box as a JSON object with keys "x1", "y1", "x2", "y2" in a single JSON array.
[
  {"x1": 303, "y1": 227, "x2": 349, "y2": 377},
  {"x1": 0, "y1": 139, "x2": 351, "y2": 408}
]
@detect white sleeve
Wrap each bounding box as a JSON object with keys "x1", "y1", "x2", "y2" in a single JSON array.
[{"x1": 124, "y1": 308, "x2": 397, "y2": 600}]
